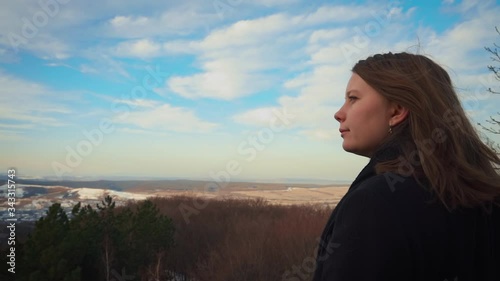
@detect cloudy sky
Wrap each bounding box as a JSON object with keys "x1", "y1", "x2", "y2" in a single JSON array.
[{"x1": 0, "y1": 0, "x2": 499, "y2": 183}]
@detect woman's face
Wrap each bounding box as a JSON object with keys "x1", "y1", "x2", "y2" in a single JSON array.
[{"x1": 334, "y1": 73, "x2": 394, "y2": 157}]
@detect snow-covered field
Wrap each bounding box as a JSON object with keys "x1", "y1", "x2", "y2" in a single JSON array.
[
  {"x1": 0, "y1": 184, "x2": 152, "y2": 215},
  {"x1": 0, "y1": 181, "x2": 348, "y2": 221},
  {"x1": 68, "y1": 188, "x2": 150, "y2": 200},
  {"x1": 0, "y1": 184, "x2": 150, "y2": 200}
]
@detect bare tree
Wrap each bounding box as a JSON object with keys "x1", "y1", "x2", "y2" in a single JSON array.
[{"x1": 478, "y1": 26, "x2": 500, "y2": 154}]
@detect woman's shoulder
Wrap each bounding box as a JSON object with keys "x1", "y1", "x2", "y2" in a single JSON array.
[
  {"x1": 341, "y1": 172, "x2": 447, "y2": 221},
  {"x1": 355, "y1": 171, "x2": 434, "y2": 201}
]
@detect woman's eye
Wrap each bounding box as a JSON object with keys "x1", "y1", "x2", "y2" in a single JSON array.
[{"x1": 348, "y1": 96, "x2": 358, "y2": 101}]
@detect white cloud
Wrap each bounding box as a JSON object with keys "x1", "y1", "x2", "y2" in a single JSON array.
[
  {"x1": 415, "y1": 2, "x2": 500, "y2": 128},
  {"x1": 308, "y1": 28, "x2": 350, "y2": 45},
  {"x1": 167, "y1": 73, "x2": 240, "y2": 100},
  {"x1": 164, "y1": 58, "x2": 274, "y2": 100},
  {"x1": 1, "y1": 32, "x2": 71, "y2": 60},
  {"x1": 148, "y1": 3, "x2": 404, "y2": 100},
  {"x1": 104, "y1": 6, "x2": 217, "y2": 39},
  {"x1": 0, "y1": 0, "x2": 219, "y2": 61},
  {"x1": 114, "y1": 98, "x2": 160, "y2": 108},
  {"x1": 280, "y1": 1, "x2": 500, "y2": 141},
  {"x1": 423, "y1": 6, "x2": 499, "y2": 72},
  {"x1": 156, "y1": 14, "x2": 303, "y2": 99},
  {"x1": 441, "y1": 0, "x2": 497, "y2": 15},
  {"x1": 0, "y1": 0, "x2": 78, "y2": 60},
  {"x1": 251, "y1": 0, "x2": 300, "y2": 7},
  {"x1": 296, "y1": 5, "x2": 376, "y2": 25},
  {"x1": 116, "y1": 127, "x2": 170, "y2": 136},
  {"x1": 0, "y1": 123, "x2": 34, "y2": 129},
  {"x1": 456, "y1": 0, "x2": 485, "y2": 13},
  {"x1": 112, "y1": 103, "x2": 218, "y2": 133},
  {"x1": 110, "y1": 15, "x2": 149, "y2": 27},
  {"x1": 133, "y1": 2, "x2": 414, "y2": 138},
  {"x1": 0, "y1": 71, "x2": 85, "y2": 140},
  {"x1": 114, "y1": 39, "x2": 162, "y2": 59},
  {"x1": 0, "y1": 72, "x2": 72, "y2": 128},
  {"x1": 77, "y1": 53, "x2": 133, "y2": 79},
  {"x1": 1, "y1": 0, "x2": 497, "y2": 146},
  {"x1": 230, "y1": 2, "x2": 418, "y2": 140},
  {"x1": 26, "y1": 35, "x2": 71, "y2": 59},
  {"x1": 199, "y1": 14, "x2": 291, "y2": 50},
  {"x1": 232, "y1": 107, "x2": 281, "y2": 127},
  {"x1": 79, "y1": 64, "x2": 99, "y2": 74},
  {"x1": 306, "y1": 28, "x2": 356, "y2": 65},
  {"x1": 155, "y1": 13, "x2": 301, "y2": 99}
]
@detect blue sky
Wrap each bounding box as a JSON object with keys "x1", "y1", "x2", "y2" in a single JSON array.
[{"x1": 0, "y1": 0, "x2": 499, "y2": 183}]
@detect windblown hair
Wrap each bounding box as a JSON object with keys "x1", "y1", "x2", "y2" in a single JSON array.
[{"x1": 352, "y1": 52, "x2": 500, "y2": 212}]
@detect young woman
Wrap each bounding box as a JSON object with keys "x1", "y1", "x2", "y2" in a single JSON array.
[{"x1": 313, "y1": 52, "x2": 500, "y2": 281}]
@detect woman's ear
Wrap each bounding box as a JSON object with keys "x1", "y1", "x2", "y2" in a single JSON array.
[{"x1": 389, "y1": 103, "x2": 409, "y2": 126}]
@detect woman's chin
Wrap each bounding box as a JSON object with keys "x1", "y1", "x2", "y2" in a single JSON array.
[
  {"x1": 342, "y1": 143, "x2": 369, "y2": 157},
  {"x1": 342, "y1": 142, "x2": 354, "y2": 153}
]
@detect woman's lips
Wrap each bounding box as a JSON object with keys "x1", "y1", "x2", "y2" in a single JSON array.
[{"x1": 339, "y1": 129, "x2": 349, "y2": 137}]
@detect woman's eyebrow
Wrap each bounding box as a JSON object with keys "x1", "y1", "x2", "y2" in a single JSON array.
[{"x1": 345, "y1": 89, "x2": 360, "y2": 97}]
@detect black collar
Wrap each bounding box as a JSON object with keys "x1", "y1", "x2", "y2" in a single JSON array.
[{"x1": 348, "y1": 140, "x2": 405, "y2": 192}]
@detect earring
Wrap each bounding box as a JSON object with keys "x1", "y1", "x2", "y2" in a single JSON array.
[{"x1": 388, "y1": 124, "x2": 393, "y2": 134}]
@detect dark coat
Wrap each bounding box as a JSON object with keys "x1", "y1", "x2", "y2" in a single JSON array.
[{"x1": 313, "y1": 144, "x2": 500, "y2": 281}]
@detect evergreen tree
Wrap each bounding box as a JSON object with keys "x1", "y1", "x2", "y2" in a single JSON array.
[
  {"x1": 119, "y1": 200, "x2": 175, "y2": 278},
  {"x1": 68, "y1": 202, "x2": 101, "y2": 280},
  {"x1": 21, "y1": 203, "x2": 71, "y2": 281},
  {"x1": 17, "y1": 198, "x2": 175, "y2": 280}
]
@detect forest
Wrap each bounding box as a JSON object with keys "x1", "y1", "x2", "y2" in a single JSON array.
[{"x1": 0, "y1": 195, "x2": 332, "y2": 281}]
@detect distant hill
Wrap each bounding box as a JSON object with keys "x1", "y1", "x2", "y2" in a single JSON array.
[
  {"x1": 0, "y1": 177, "x2": 342, "y2": 192},
  {"x1": 5, "y1": 179, "x2": 139, "y2": 191},
  {"x1": 0, "y1": 178, "x2": 214, "y2": 191}
]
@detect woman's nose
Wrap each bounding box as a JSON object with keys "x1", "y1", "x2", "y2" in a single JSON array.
[{"x1": 334, "y1": 108, "x2": 344, "y2": 123}]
